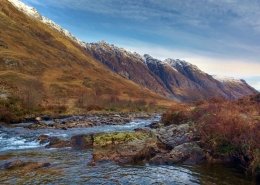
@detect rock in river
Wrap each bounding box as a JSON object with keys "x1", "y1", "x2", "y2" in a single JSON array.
[
  {"x1": 37, "y1": 134, "x2": 50, "y2": 144},
  {"x1": 92, "y1": 131, "x2": 164, "y2": 164},
  {"x1": 3, "y1": 160, "x2": 50, "y2": 171},
  {"x1": 151, "y1": 142, "x2": 205, "y2": 165},
  {"x1": 45, "y1": 137, "x2": 71, "y2": 148},
  {"x1": 155, "y1": 123, "x2": 199, "y2": 149},
  {"x1": 70, "y1": 134, "x2": 94, "y2": 150}
]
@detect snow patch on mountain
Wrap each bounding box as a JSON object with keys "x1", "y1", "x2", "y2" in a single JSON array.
[
  {"x1": 164, "y1": 58, "x2": 204, "y2": 73},
  {"x1": 86, "y1": 41, "x2": 144, "y2": 63},
  {"x1": 143, "y1": 54, "x2": 169, "y2": 68},
  {"x1": 213, "y1": 75, "x2": 245, "y2": 84},
  {"x1": 8, "y1": 0, "x2": 85, "y2": 47}
]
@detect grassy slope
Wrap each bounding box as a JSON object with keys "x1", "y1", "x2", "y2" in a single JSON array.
[{"x1": 0, "y1": 0, "x2": 174, "y2": 117}]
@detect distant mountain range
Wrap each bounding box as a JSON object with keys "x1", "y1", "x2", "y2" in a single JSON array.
[
  {"x1": 85, "y1": 42, "x2": 257, "y2": 102},
  {"x1": 1, "y1": 0, "x2": 257, "y2": 110}
]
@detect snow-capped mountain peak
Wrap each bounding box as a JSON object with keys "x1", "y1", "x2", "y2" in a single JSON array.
[
  {"x1": 164, "y1": 58, "x2": 201, "y2": 71},
  {"x1": 86, "y1": 41, "x2": 144, "y2": 62},
  {"x1": 7, "y1": 0, "x2": 85, "y2": 47},
  {"x1": 8, "y1": 0, "x2": 40, "y2": 18}
]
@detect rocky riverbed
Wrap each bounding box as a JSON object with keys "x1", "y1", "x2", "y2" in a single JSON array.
[
  {"x1": 0, "y1": 114, "x2": 255, "y2": 184},
  {"x1": 14, "y1": 112, "x2": 155, "y2": 130}
]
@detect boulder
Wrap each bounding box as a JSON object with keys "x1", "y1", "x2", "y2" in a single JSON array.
[
  {"x1": 70, "y1": 134, "x2": 93, "y2": 150},
  {"x1": 45, "y1": 137, "x2": 71, "y2": 148},
  {"x1": 148, "y1": 121, "x2": 163, "y2": 129},
  {"x1": 151, "y1": 142, "x2": 205, "y2": 165},
  {"x1": 92, "y1": 131, "x2": 162, "y2": 164},
  {"x1": 37, "y1": 134, "x2": 50, "y2": 144},
  {"x1": 155, "y1": 123, "x2": 198, "y2": 149},
  {"x1": 168, "y1": 142, "x2": 205, "y2": 164}
]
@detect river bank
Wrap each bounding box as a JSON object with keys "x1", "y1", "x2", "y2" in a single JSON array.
[{"x1": 0, "y1": 113, "x2": 257, "y2": 184}]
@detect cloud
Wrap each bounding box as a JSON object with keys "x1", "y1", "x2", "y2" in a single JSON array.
[
  {"x1": 21, "y1": 0, "x2": 260, "y2": 89},
  {"x1": 34, "y1": 0, "x2": 260, "y2": 57},
  {"x1": 38, "y1": 0, "x2": 260, "y2": 31}
]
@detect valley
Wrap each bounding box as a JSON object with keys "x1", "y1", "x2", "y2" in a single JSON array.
[{"x1": 0, "y1": 0, "x2": 259, "y2": 184}]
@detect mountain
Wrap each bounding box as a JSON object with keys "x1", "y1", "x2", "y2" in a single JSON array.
[
  {"x1": 85, "y1": 42, "x2": 170, "y2": 97},
  {"x1": 86, "y1": 42, "x2": 257, "y2": 102},
  {"x1": 1, "y1": 0, "x2": 257, "y2": 116},
  {"x1": 0, "y1": 0, "x2": 172, "y2": 114}
]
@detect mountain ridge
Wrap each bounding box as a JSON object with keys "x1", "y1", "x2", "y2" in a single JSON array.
[
  {"x1": 3, "y1": 0, "x2": 258, "y2": 104},
  {"x1": 86, "y1": 42, "x2": 257, "y2": 101},
  {"x1": 0, "y1": 0, "x2": 173, "y2": 117}
]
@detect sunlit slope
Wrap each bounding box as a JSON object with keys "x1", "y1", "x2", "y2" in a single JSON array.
[{"x1": 0, "y1": 0, "x2": 173, "y2": 112}]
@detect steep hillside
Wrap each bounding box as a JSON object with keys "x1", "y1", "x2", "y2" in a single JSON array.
[
  {"x1": 213, "y1": 76, "x2": 257, "y2": 99},
  {"x1": 85, "y1": 42, "x2": 170, "y2": 96},
  {"x1": 86, "y1": 42, "x2": 257, "y2": 102},
  {"x1": 144, "y1": 55, "x2": 208, "y2": 101},
  {"x1": 0, "y1": 0, "x2": 172, "y2": 117}
]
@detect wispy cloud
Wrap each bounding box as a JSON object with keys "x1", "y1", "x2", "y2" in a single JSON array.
[
  {"x1": 27, "y1": 0, "x2": 260, "y2": 54},
  {"x1": 21, "y1": 0, "x2": 260, "y2": 89},
  {"x1": 33, "y1": 0, "x2": 260, "y2": 31}
]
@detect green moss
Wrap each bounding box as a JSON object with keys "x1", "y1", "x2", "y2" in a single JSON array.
[{"x1": 93, "y1": 131, "x2": 150, "y2": 147}]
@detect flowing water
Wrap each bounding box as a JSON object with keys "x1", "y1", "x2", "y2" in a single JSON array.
[{"x1": 0, "y1": 116, "x2": 255, "y2": 185}]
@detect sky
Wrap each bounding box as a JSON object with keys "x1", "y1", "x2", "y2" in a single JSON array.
[{"x1": 22, "y1": 0, "x2": 260, "y2": 90}]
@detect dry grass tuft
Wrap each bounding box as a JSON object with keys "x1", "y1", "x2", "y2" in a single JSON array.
[{"x1": 162, "y1": 94, "x2": 260, "y2": 176}]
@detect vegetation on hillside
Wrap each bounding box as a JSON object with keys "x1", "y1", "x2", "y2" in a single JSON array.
[
  {"x1": 0, "y1": 0, "x2": 173, "y2": 122},
  {"x1": 162, "y1": 94, "x2": 260, "y2": 177}
]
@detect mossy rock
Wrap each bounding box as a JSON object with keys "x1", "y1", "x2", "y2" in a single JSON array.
[{"x1": 93, "y1": 131, "x2": 151, "y2": 147}]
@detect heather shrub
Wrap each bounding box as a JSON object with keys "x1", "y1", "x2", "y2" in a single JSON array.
[
  {"x1": 0, "y1": 97, "x2": 26, "y2": 123},
  {"x1": 196, "y1": 99, "x2": 260, "y2": 175},
  {"x1": 162, "y1": 94, "x2": 260, "y2": 175},
  {"x1": 161, "y1": 104, "x2": 191, "y2": 125}
]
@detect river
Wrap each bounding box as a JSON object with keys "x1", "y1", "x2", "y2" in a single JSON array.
[{"x1": 0, "y1": 115, "x2": 254, "y2": 184}]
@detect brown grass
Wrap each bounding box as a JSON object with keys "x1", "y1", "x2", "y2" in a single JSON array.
[
  {"x1": 162, "y1": 94, "x2": 260, "y2": 176},
  {"x1": 0, "y1": 0, "x2": 175, "y2": 118}
]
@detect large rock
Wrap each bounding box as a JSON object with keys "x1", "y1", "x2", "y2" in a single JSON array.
[
  {"x1": 70, "y1": 134, "x2": 93, "y2": 149},
  {"x1": 167, "y1": 142, "x2": 205, "y2": 164},
  {"x1": 45, "y1": 137, "x2": 71, "y2": 148},
  {"x1": 151, "y1": 142, "x2": 205, "y2": 165},
  {"x1": 39, "y1": 134, "x2": 94, "y2": 149},
  {"x1": 148, "y1": 121, "x2": 163, "y2": 129},
  {"x1": 92, "y1": 131, "x2": 164, "y2": 164},
  {"x1": 155, "y1": 123, "x2": 198, "y2": 148}
]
